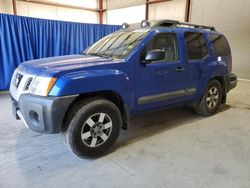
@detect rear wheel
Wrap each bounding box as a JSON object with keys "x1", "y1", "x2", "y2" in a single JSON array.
[
  {"x1": 64, "y1": 98, "x2": 122, "y2": 159},
  {"x1": 195, "y1": 80, "x2": 222, "y2": 116}
]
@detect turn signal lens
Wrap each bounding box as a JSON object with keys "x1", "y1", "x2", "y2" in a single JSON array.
[{"x1": 46, "y1": 77, "x2": 57, "y2": 96}]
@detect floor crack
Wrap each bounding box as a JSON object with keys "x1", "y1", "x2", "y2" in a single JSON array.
[
  {"x1": 110, "y1": 159, "x2": 154, "y2": 188},
  {"x1": 110, "y1": 159, "x2": 134, "y2": 176}
]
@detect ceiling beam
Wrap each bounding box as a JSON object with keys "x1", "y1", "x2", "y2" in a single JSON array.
[
  {"x1": 99, "y1": 0, "x2": 103, "y2": 24},
  {"x1": 145, "y1": 0, "x2": 149, "y2": 20},
  {"x1": 185, "y1": 0, "x2": 191, "y2": 22},
  {"x1": 12, "y1": 0, "x2": 17, "y2": 15}
]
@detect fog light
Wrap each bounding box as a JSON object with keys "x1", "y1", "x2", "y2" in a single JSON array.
[
  {"x1": 121, "y1": 22, "x2": 129, "y2": 30},
  {"x1": 141, "y1": 19, "x2": 150, "y2": 28},
  {"x1": 29, "y1": 110, "x2": 40, "y2": 126}
]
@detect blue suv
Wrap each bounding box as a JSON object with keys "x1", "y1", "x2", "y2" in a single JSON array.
[{"x1": 10, "y1": 20, "x2": 237, "y2": 158}]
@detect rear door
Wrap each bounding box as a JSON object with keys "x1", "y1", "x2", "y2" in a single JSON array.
[{"x1": 183, "y1": 31, "x2": 211, "y2": 92}]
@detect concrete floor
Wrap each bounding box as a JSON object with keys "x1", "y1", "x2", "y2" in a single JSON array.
[{"x1": 0, "y1": 80, "x2": 250, "y2": 188}]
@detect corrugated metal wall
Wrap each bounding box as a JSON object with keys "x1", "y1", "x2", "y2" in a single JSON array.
[{"x1": 190, "y1": 0, "x2": 250, "y2": 79}]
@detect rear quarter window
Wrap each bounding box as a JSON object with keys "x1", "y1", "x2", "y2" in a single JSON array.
[
  {"x1": 184, "y1": 32, "x2": 208, "y2": 60},
  {"x1": 209, "y1": 34, "x2": 230, "y2": 56}
]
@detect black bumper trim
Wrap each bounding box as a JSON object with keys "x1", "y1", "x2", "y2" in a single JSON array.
[
  {"x1": 12, "y1": 94, "x2": 78, "y2": 134},
  {"x1": 224, "y1": 73, "x2": 237, "y2": 92}
]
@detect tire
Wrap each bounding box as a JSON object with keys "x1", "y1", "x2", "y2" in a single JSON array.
[
  {"x1": 195, "y1": 80, "x2": 222, "y2": 116},
  {"x1": 64, "y1": 98, "x2": 122, "y2": 159}
]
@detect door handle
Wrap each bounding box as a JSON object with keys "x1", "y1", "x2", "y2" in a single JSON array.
[{"x1": 176, "y1": 66, "x2": 185, "y2": 72}]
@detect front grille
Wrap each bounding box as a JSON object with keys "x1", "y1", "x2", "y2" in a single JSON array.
[
  {"x1": 14, "y1": 73, "x2": 23, "y2": 88},
  {"x1": 10, "y1": 69, "x2": 35, "y2": 102},
  {"x1": 24, "y1": 77, "x2": 33, "y2": 91}
]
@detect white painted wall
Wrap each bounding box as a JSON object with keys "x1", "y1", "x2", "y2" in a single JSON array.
[
  {"x1": 17, "y1": 1, "x2": 98, "y2": 23},
  {"x1": 1, "y1": 0, "x2": 187, "y2": 24},
  {"x1": 103, "y1": 11, "x2": 107, "y2": 24},
  {"x1": 148, "y1": 0, "x2": 186, "y2": 21},
  {"x1": 0, "y1": 0, "x2": 13, "y2": 14},
  {"x1": 106, "y1": 0, "x2": 186, "y2": 24},
  {"x1": 0, "y1": 0, "x2": 98, "y2": 23},
  {"x1": 42, "y1": 0, "x2": 97, "y2": 9},
  {"x1": 107, "y1": 5, "x2": 145, "y2": 25},
  {"x1": 107, "y1": 0, "x2": 145, "y2": 10}
]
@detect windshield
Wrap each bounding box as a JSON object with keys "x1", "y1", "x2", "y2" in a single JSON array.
[{"x1": 83, "y1": 31, "x2": 147, "y2": 59}]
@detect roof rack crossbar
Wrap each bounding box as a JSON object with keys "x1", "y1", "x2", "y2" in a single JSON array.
[
  {"x1": 153, "y1": 20, "x2": 216, "y2": 31},
  {"x1": 177, "y1": 21, "x2": 215, "y2": 31}
]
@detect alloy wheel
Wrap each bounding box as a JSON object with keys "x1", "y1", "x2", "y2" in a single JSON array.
[
  {"x1": 81, "y1": 113, "x2": 112, "y2": 148},
  {"x1": 206, "y1": 86, "x2": 219, "y2": 109}
]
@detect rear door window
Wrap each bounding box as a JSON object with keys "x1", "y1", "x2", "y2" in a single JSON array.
[
  {"x1": 209, "y1": 34, "x2": 230, "y2": 56},
  {"x1": 184, "y1": 32, "x2": 208, "y2": 60}
]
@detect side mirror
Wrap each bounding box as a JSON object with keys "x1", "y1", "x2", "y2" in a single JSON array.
[{"x1": 143, "y1": 49, "x2": 165, "y2": 63}]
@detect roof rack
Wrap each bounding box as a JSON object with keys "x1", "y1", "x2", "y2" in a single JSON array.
[
  {"x1": 120, "y1": 20, "x2": 216, "y2": 31},
  {"x1": 152, "y1": 20, "x2": 216, "y2": 31}
]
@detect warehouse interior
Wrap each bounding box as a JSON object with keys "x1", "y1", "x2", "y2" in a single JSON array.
[{"x1": 0, "y1": 0, "x2": 250, "y2": 187}]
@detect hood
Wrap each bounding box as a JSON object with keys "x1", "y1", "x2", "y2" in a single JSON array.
[{"x1": 18, "y1": 54, "x2": 122, "y2": 77}]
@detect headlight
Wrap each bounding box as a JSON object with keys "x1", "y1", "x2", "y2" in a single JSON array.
[{"x1": 30, "y1": 76, "x2": 57, "y2": 96}]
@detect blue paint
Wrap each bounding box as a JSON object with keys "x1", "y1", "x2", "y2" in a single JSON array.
[{"x1": 14, "y1": 22, "x2": 233, "y2": 116}]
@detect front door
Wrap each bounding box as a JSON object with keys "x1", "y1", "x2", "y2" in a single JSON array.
[{"x1": 135, "y1": 32, "x2": 195, "y2": 111}]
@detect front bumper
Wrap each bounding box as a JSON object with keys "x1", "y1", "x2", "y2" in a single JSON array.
[{"x1": 11, "y1": 94, "x2": 78, "y2": 134}]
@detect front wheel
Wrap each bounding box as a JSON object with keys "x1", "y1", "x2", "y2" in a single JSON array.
[
  {"x1": 195, "y1": 80, "x2": 223, "y2": 116},
  {"x1": 64, "y1": 98, "x2": 122, "y2": 159}
]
